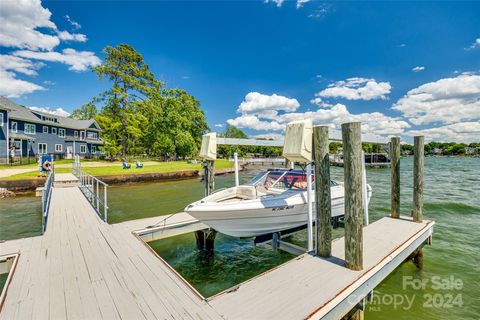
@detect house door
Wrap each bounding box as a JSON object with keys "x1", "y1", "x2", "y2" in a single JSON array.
[{"x1": 66, "y1": 146, "x2": 73, "y2": 159}]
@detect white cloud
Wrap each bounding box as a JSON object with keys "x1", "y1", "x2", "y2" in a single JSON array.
[
  {"x1": 0, "y1": 54, "x2": 44, "y2": 76},
  {"x1": 227, "y1": 115, "x2": 284, "y2": 131},
  {"x1": 0, "y1": 0, "x2": 99, "y2": 98},
  {"x1": 296, "y1": 0, "x2": 310, "y2": 9},
  {"x1": 65, "y1": 14, "x2": 81, "y2": 30},
  {"x1": 412, "y1": 66, "x2": 425, "y2": 72},
  {"x1": 264, "y1": 0, "x2": 284, "y2": 7},
  {"x1": 393, "y1": 74, "x2": 480, "y2": 125},
  {"x1": 0, "y1": 0, "x2": 59, "y2": 51},
  {"x1": 308, "y1": 3, "x2": 332, "y2": 19},
  {"x1": 310, "y1": 97, "x2": 333, "y2": 108},
  {"x1": 317, "y1": 77, "x2": 392, "y2": 100},
  {"x1": 465, "y1": 38, "x2": 480, "y2": 50},
  {"x1": 0, "y1": 70, "x2": 45, "y2": 98},
  {"x1": 29, "y1": 106, "x2": 71, "y2": 117},
  {"x1": 57, "y1": 31, "x2": 87, "y2": 42},
  {"x1": 0, "y1": 0, "x2": 86, "y2": 50},
  {"x1": 237, "y1": 92, "x2": 300, "y2": 118},
  {"x1": 406, "y1": 121, "x2": 480, "y2": 143},
  {"x1": 228, "y1": 102, "x2": 410, "y2": 137},
  {"x1": 14, "y1": 48, "x2": 101, "y2": 72},
  {"x1": 214, "y1": 123, "x2": 224, "y2": 128},
  {"x1": 398, "y1": 43, "x2": 407, "y2": 48}
]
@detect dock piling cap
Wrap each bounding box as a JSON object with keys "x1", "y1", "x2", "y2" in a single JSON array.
[
  {"x1": 282, "y1": 119, "x2": 313, "y2": 163},
  {"x1": 199, "y1": 132, "x2": 217, "y2": 160}
]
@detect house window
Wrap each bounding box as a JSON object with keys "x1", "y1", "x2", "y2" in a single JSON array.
[
  {"x1": 80, "y1": 131, "x2": 85, "y2": 140},
  {"x1": 80, "y1": 145, "x2": 87, "y2": 153},
  {"x1": 87, "y1": 132, "x2": 98, "y2": 140},
  {"x1": 55, "y1": 144, "x2": 63, "y2": 152},
  {"x1": 58, "y1": 128, "x2": 66, "y2": 138},
  {"x1": 52, "y1": 127, "x2": 57, "y2": 135},
  {"x1": 43, "y1": 126, "x2": 48, "y2": 134},
  {"x1": 74, "y1": 131, "x2": 78, "y2": 138},
  {"x1": 91, "y1": 145, "x2": 97, "y2": 153},
  {"x1": 0, "y1": 113, "x2": 3, "y2": 126},
  {"x1": 38, "y1": 143, "x2": 47, "y2": 154},
  {"x1": 11, "y1": 122, "x2": 17, "y2": 133},
  {"x1": 25, "y1": 123, "x2": 36, "y2": 134}
]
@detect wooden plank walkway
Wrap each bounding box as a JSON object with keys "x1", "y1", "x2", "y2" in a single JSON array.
[
  {"x1": 53, "y1": 173, "x2": 78, "y2": 183},
  {"x1": 208, "y1": 217, "x2": 434, "y2": 320},
  {"x1": 0, "y1": 184, "x2": 221, "y2": 320}
]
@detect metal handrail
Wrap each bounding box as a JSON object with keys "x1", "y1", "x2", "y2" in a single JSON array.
[
  {"x1": 73, "y1": 161, "x2": 109, "y2": 222},
  {"x1": 41, "y1": 170, "x2": 54, "y2": 233}
]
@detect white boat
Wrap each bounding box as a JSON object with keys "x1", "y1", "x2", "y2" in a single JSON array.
[{"x1": 185, "y1": 169, "x2": 372, "y2": 238}]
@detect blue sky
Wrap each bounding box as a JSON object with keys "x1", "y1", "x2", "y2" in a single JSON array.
[{"x1": 1, "y1": 0, "x2": 479, "y2": 143}]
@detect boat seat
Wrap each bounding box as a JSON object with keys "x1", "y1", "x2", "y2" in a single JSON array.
[{"x1": 235, "y1": 186, "x2": 257, "y2": 200}]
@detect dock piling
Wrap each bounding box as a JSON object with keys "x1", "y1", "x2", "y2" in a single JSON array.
[
  {"x1": 313, "y1": 126, "x2": 332, "y2": 257},
  {"x1": 342, "y1": 122, "x2": 363, "y2": 271},
  {"x1": 196, "y1": 159, "x2": 217, "y2": 255},
  {"x1": 391, "y1": 137, "x2": 401, "y2": 218},
  {"x1": 413, "y1": 136, "x2": 424, "y2": 222},
  {"x1": 204, "y1": 159, "x2": 215, "y2": 196}
]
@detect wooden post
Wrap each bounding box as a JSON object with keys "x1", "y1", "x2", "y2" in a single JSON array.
[
  {"x1": 195, "y1": 231, "x2": 205, "y2": 250},
  {"x1": 342, "y1": 122, "x2": 363, "y2": 271},
  {"x1": 413, "y1": 136, "x2": 424, "y2": 222},
  {"x1": 313, "y1": 126, "x2": 332, "y2": 257},
  {"x1": 204, "y1": 229, "x2": 217, "y2": 254},
  {"x1": 412, "y1": 247, "x2": 424, "y2": 269},
  {"x1": 196, "y1": 159, "x2": 216, "y2": 254},
  {"x1": 391, "y1": 137, "x2": 400, "y2": 218},
  {"x1": 204, "y1": 160, "x2": 215, "y2": 196}
]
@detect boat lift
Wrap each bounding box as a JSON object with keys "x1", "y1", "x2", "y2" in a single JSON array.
[{"x1": 200, "y1": 122, "x2": 386, "y2": 254}]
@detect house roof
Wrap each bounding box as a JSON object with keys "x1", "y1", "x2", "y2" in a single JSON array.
[{"x1": 0, "y1": 96, "x2": 101, "y2": 131}]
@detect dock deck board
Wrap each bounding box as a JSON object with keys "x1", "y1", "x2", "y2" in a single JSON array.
[
  {"x1": 208, "y1": 217, "x2": 433, "y2": 320},
  {"x1": 0, "y1": 173, "x2": 434, "y2": 320},
  {"x1": 0, "y1": 179, "x2": 221, "y2": 320}
]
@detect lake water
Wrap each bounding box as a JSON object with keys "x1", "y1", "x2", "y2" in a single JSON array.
[{"x1": 1, "y1": 157, "x2": 479, "y2": 319}]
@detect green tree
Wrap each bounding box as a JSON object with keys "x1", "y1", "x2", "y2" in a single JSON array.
[
  {"x1": 93, "y1": 44, "x2": 159, "y2": 160},
  {"x1": 329, "y1": 142, "x2": 342, "y2": 154},
  {"x1": 70, "y1": 101, "x2": 98, "y2": 120},
  {"x1": 224, "y1": 125, "x2": 248, "y2": 139}
]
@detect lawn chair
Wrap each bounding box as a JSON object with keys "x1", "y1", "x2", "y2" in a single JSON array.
[
  {"x1": 136, "y1": 161, "x2": 143, "y2": 168},
  {"x1": 122, "y1": 161, "x2": 131, "y2": 169}
]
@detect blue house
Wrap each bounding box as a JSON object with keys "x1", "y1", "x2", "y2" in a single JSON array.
[{"x1": 0, "y1": 97, "x2": 103, "y2": 164}]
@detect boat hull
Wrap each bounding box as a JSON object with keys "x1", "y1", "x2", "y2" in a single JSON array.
[{"x1": 186, "y1": 192, "x2": 345, "y2": 237}]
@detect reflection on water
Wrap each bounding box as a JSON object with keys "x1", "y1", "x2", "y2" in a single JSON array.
[
  {"x1": 0, "y1": 193, "x2": 41, "y2": 241},
  {"x1": 148, "y1": 232, "x2": 293, "y2": 298}
]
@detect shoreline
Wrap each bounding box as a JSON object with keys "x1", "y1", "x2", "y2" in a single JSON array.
[{"x1": 0, "y1": 167, "x2": 237, "y2": 193}]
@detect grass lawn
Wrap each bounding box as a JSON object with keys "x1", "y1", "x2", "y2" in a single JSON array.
[
  {"x1": 0, "y1": 159, "x2": 75, "y2": 170},
  {"x1": 3, "y1": 159, "x2": 234, "y2": 180}
]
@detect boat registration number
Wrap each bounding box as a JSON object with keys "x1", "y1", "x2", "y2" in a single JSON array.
[{"x1": 272, "y1": 205, "x2": 294, "y2": 211}]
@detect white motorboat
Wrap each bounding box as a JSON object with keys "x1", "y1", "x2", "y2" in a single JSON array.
[{"x1": 185, "y1": 169, "x2": 372, "y2": 238}]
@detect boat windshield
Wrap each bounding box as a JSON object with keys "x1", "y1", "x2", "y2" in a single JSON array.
[
  {"x1": 245, "y1": 170, "x2": 308, "y2": 190},
  {"x1": 245, "y1": 169, "x2": 339, "y2": 190}
]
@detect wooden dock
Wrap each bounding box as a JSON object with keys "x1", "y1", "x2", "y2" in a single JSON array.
[
  {"x1": 208, "y1": 217, "x2": 433, "y2": 319},
  {"x1": 0, "y1": 173, "x2": 434, "y2": 320},
  {"x1": 0, "y1": 176, "x2": 221, "y2": 320}
]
